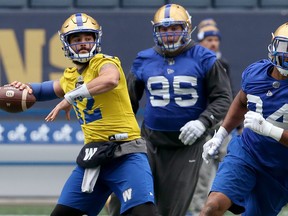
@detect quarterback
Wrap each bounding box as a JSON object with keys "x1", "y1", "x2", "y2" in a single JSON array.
[{"x1": 11, "y1": 13, "x2": 157, "y2": 216}]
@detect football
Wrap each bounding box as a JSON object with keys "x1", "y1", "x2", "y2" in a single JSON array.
[{"x1": 0, "y1": 85, "x2": 36, "y2": 113}]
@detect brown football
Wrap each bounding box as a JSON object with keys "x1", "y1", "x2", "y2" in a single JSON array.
[{"x1": 0, "y1": 85, "x2": 36, "y2": 113}]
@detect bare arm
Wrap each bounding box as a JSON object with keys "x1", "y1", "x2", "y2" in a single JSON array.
[{"x1": 222, "y1": 90, "x2": 248, "y2": 133}]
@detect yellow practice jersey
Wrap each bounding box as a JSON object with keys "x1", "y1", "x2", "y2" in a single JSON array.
[{"x1": 60, "y1": 53, "x2": 140, "y2": 143}]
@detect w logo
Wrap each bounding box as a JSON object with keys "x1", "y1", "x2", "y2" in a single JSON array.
[
  {"x1": 83, "y1": 148, "x2": 98, "y2": 160},
  {"x1": 123, "y1": 188, "x2": 132, "y2": 202}
]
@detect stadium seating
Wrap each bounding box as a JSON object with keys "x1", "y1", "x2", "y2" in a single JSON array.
[
  {"x1": 0, "y1": 0, "x2": 27, "y2": 8},
  {"x1": 260, "y1": 0, "x2": 288, "y2": 7},
  {"x1": 29, "y1": 0, "x2": 73, "y2": 8},
  {"x1": 75, "y1": 0, "x2": 119, "y2": 8},
  {"x1": 0, "y1": 0, "x2": 288, "y2": 11},
  {"x1": 122, "y1": 0, "x2": 165, "y2": 8},
  {"x1": 167, "y1": 0, "x2": 211, "y2": 8},
  {"x1": 214, "y1": 0, "x2": 258, "y2": 8}
]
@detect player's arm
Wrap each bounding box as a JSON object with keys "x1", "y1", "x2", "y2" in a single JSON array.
[
  {"x1": 221, "y1": 90, "x2": 248, "y2": 133},
  {"x1": 179, "y1": 60, "x2": 233, "y2": 145},
  {"x1": 202, "y1": 89, "x2": 248, "y2": 163},
  {"x1": 64, "y1": 62, "x2": 120, "y2": 104},
  {"x1": 199, "y1": 60, "x2": 233, "y2": 129},
  {"x1": 126, "y1": 72, "x2": 145, "y2": 114},
  {"x1": 10, "y1": 80, "x2": 63, "y2": 101}
]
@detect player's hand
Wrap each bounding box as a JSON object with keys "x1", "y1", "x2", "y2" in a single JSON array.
[
  {"x1": 202, "y1": 126, "x2": 228, "y2": 164},
  {"x1": 179, "y1": 120, "x2": 206, "y2": 145},
  {"x1": 244, "y1": 111, "x2": 283, "y2": 141},
  {"x1": 9, "y1": 81, "x2": 33, "y2": 94},
  {"x1": 45, "y1": 99, "x2": 72, "y2": 122}
]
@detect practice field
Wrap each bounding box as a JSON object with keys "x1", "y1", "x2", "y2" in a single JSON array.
[{"x1": 0, "y1": 204, "x2": 288, "y2": 216}]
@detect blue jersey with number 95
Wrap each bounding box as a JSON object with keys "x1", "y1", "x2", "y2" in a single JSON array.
[{"x1": 131, "y1": 45, "x2": 216, "y2": 131}]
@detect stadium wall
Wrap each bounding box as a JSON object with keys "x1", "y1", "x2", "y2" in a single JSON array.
[{"x1": 0, "y1": 10, "x2": 287, "y2": 197}]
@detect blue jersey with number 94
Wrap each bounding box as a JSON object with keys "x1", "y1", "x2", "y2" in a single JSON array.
[{"x1": 241, "y1": 59, "x2": 288, "y2": 171}]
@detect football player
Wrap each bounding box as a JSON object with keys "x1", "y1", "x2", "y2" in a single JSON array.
[
  {"x1": 201, "y1": 22, "x2": 288, "y2": 216},
  {"x1": 108, "y1": 4, "x2": 232, "y2": 216},
  {"x1": 10, "y1": 13, "x2": 157, "y2": 216}
]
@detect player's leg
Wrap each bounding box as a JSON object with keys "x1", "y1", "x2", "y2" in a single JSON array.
[
  {"x1": 200, "y1": 136, "x2": 257, "y2": 216},
  {"x1": 106, "y1": 194, "x2": 156, "y2": 216},
  {"x1": 122, "y1": 202, "x2": 157, "y2": 216},
  {"x1": 146, "y1": 138, "x2": 204, "y2": 215},
  {"x1": 200, "y1": 192, "x2": 232, "y2": 216},
  {"x1": 106, "y1": 193, "x2": 121, "y2": 216},
  {"x1": 50, "y1": 204, "x2": 86, "y2": 216},
  {"x1": 243, "y1": 170, "x2": 288, "y2": 216},
  {"x1": 102, "y1": 153, "x2": 157, "y2": 215},
  {"x1": 51, "y1": 165, "x2": 111, "y2": 216}
]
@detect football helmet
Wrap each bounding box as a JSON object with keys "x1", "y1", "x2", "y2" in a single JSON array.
[
  {"x1": 268, "y1": 22, "x2": 288, "y2": 76},
  {"x1": 59, "y1": 13, "x2": 102, "y2": 63},
  {"x1": 198, "y1": 18, "x2": 217, "y2": 29},
  {"x1": 152, "y1": 4, "x2": 193, "y2": 53}
]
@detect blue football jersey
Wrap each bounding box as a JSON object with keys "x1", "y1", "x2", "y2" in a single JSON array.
[
  {"x1": 241, "y1": 59, "x2": 288, "y2": 171},
  {"x1": 131, "y1": 45, "x2": 216, "y2": 131}
]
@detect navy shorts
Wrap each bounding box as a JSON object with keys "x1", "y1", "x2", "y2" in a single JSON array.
[
  {"x1": 211, "y1": 136, "x2": 288, "y2": 215},
  {"x1": 57, "y1": 153, "x2": 155, "y2": 215}
]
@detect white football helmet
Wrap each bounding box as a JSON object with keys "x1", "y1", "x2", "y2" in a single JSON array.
[
  {"x1": 59, "y1": 13, "x2": 102, "y2": 63},
  {"x1": 268, "y1": 22, "x2": 288, "y2": 76}
]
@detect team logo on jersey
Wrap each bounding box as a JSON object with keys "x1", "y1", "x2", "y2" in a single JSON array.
[
  {"x1": 167, "y1": 68, "x2": 174, "y2": 74},
  {"x1": 266, "y1": 90, "x2": 273, "y2": 97},
  {"x1": 75, "y1": 75, "x2": 84, "y2": 88}
]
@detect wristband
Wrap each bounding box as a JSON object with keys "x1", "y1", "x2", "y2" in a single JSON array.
[
  {"x1": 64, "y1": 84, "x2": 91, "y2": 104},
  {"x1": 269, "y1": 125, "x2": 284, "y2": 141},
  {"x1": 215, "y1": 126, "x2": 228, "y2": 141}
]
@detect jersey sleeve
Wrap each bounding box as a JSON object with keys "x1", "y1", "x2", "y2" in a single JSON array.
[
  {"x1": 197, "y1": 46, "x2": 217, "y2": 75},
  {"x1": 241, "y1": 62, "x2": 257, "y2": 94},
  {"x1": 131, "y1": 51, "x2": 146, "y2": 80},
  {"x1": 198, "y1": 60, "x2": 233, "y2": 128},
  {"x1": 89, "y1": 53, "x2": 123, "y2": 77}
]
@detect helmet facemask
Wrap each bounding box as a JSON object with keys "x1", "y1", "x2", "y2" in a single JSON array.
[
  {"x1": 59, "y1": 13, "x2": 102, "y2": 63},
  {"x1": 153, "y1": 21, "x2": 189, "y2": 52},
  {"x1": 268, "y1": 36, "x2": 288, "y2": 76}
]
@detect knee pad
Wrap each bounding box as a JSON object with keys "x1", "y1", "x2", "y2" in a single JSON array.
[
  {"x1": 122, "y1": 202, "x2": 158, "y2": 216},
  {"x1": 50, "y1": 204, "x2": 86, "y2": 216}
]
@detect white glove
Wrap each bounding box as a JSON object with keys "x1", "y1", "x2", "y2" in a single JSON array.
[
  {"x1": 244, "y1": 111, "x2": 283, "y2": 141},
  {"x1": 202, "y1": 126, "x2": 228, "y2": 164},
  {"x1": 179, "y1": 120, "x2": 206, "y2": 145}
]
